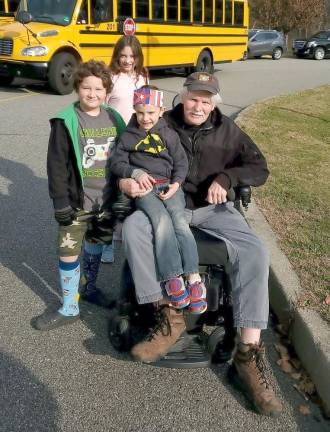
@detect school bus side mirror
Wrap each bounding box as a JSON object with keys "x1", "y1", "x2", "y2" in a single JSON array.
[{"x1": 16, "y1": 11, "x2": 32, "y2": 25}]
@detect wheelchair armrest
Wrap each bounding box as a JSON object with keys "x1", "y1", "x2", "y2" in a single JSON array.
[{"x1": 233, "y1": 185, "x2": 251, "y2": 210}]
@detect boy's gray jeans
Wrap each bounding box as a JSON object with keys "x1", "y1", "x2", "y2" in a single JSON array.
[{"x1": 122, "y1": 202, "x2": 270, "y2": 329}]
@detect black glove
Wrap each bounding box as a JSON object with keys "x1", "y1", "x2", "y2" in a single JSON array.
[{"x1": 54, "y1": 207, "x2": 76, "y2": 226}]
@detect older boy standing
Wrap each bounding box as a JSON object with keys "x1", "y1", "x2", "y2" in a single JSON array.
[{"x1": 32, "y1": 60, "x2": 125, "y2": 331}]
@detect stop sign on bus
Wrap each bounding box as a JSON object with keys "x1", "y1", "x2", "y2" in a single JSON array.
[{"x1": 123, "y1": 18, "x2": 136, "y2": 36}]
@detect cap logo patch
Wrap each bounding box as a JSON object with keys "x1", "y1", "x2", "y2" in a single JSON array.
[{"x1": 198, "y1": 73, "x2": 211, "y2": 82}]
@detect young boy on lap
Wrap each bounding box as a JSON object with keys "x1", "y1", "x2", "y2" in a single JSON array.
[{"x1": 111, "y1": 85, "x2": 207, "y2": 314}]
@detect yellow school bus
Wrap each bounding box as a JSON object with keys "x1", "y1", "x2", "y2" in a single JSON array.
[
  {"x1": 0, "y1": 0, "x2": 248, "y2": 94},
  {"x1": 0, "y1": 0, "x2": 19, "y2": 23}
]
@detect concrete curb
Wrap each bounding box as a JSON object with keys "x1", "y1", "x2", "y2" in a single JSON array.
[{"x1": 245, "y1": 199, "x2": 330, "y2": 413}]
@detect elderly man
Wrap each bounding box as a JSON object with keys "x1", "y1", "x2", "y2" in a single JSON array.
[{"x1": 118, "y1": 72, "x2": 282, "y2": 417}]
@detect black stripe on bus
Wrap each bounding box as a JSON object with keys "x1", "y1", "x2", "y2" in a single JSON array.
[
  {"x1": 150, "y1": 60, "x2": 232, "y2": 68},
  {"x1": 137, "y1": 32, "x2": 246, "y2": 37},
  {"x1": 150, "y1": 63, "x2": 194, "y2": 69},
  {"x1": 79, "y1": 30, "x2": 247, "y2": 37},
  {"x1": 128, "y1": 19, "x2": 247, "y2": 28},
  {"x1": 80, "y1": 42, "x2": 246, "y2": 48}
]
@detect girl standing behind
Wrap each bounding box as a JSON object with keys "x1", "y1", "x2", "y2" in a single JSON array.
[
  {"x1": 101, "y1": 35, "x2": 149, "y2": 263},
  {"x1": 107, "y1": 35, "x2": 149, "y2": 124}
]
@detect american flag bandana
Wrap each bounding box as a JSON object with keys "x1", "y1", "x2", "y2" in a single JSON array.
[{"x1": 133, "y1": 88, "x2": 164, "y2": 107}]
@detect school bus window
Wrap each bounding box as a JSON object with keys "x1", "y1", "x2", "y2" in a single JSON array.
[
  {"x1": 193, "y1": 0, "x2": 202, "y2": 22},
  {"x1": 136, "y1": 0, "x2": 149, "y2": 19},
  {"x1": 180, "y1": 0, "x2": 190, "y2": 22},
  {"x1": 152, "y1": 0, "x2": 164, "y2": 19},
  {"x1": 92, "y1": 0, "x2": 113, "y2": 22},
  {"x1": 167, "y1": 0, "x2": 177, "y2": 21},
  {"x1": 204, "y1": 0, "x2": 213, "y2": 23},
  {"x1": 234, "y1": 1, "x2": 243, "y2": 25},
  {"x1": 0, "y1": 0, "x2": 5, "y2": 14},
  {"x1": 118, "y1": 0, "x2": 132, "y2": 18},
  {"x1": 19, "y1": 0, "x2": 76, "y2": 26},
  {"x1": 76, "y1": 0, "x2": 87, "y2": 24},
  {"x1": 215, "y1": 0, "x2": 223, "y2": 24},
  {"x1": 9, "y1": 0, "x2": 19, "y2": 13},
  {"x1": 225, "y1": 0, "x2": 232, "y2": 25}
]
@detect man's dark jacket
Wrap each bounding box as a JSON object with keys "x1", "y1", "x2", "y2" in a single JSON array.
[{"x1": 163, "y1": 104, "x2": 269, "y2": 209}]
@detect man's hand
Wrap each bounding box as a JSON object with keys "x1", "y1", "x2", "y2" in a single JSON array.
[
  {"x1": 119, "y1": 178, "x2": 152, "y2": 198},
  {"x1": 206, "y1": 181, "x2": 227, "y2": 204},
  {"x1": 159, "y1": 182, "x2": 180, "y2": 201},
  {"x1": 135, "y1": 172, "x2": 156, "y2": 190}
]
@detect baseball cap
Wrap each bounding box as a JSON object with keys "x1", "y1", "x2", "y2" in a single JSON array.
[{"x1": 184, "y1": 72, "x2": 220, "y2": 95}]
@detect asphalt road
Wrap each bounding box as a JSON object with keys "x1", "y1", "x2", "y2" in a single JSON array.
[{"x1": 0, "y1": 58, "x2": 329, "y2": 432}]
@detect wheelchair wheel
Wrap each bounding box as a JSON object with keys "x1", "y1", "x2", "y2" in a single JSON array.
[
  {"x1": 108, "y1": 312, "x2": 133, "y2": 352},
  {"x1": 208, "y1": 327, "x2": 225, "y2": 356},
  {"x1": 108, "y1": 300, "x2": 157, "y2": 352},
  {"x1": 208, "y1": 326, "x2": 235, "y2": 363}
]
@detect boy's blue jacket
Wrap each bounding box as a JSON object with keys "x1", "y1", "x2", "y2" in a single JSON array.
[{"x1": 47, "y1": 102, "x2": 125, "y2": 210}]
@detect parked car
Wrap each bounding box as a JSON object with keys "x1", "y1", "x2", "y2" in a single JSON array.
[
  {"x1": 293, "y1": 30, "x2": 330, "y2": 60},
  {"x1": 247, "y1": 29, "x2": 286, "y2": 60}
]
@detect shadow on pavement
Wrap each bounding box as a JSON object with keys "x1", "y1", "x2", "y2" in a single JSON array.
[
  {"x1": 0, "y1": 78, "x2": 59, "y2": 96},
  {"x1": 0, "y1": 157, "x2": 60, "y2": 307},
  {"x1": 0, "y1": 157, "x2": 122, "y2": 356},
  {"x1": 0, "y1": 350, "x2": 60, "y2": 432}
]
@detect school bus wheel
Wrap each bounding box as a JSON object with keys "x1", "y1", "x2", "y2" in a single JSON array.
[
  {"x1": 0, "y1": 76, "x2": 14, "y2": 87},
  {"x1": 195, "y1": 50, "x2": 214, "y2": 74},
  {"x1": 48, "y1": 52, "x2": 78, "y2": 95}
]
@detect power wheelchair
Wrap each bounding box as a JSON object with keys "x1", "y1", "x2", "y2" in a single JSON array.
[{"x1": 108, "y1": 186, "x2": 252, "y2": 369}]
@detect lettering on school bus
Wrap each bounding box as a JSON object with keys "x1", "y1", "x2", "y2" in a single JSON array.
[{"x1": 0, "y1": 0, "x2": 248, "y2": 95}]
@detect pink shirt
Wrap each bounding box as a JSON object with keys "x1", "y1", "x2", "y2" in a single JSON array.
[{"x1": 106, "y1": 72, "x2": 148, "y2": 125}]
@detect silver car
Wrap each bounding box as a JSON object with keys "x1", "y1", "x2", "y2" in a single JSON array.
[{"x1": 248, "y1": 29, "x2": 286, "y2": 60}]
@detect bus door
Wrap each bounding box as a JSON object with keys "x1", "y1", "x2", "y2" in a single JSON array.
[{"x1": 74, "y1": 0, "x2": 117, "y2": 64}]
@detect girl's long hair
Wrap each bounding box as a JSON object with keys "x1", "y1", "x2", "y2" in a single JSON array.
[{"x1": 109, "y1": 35, "x2": 148, "y2": 82}]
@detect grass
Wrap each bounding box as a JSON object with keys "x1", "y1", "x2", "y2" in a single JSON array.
[{"x1": 237, "y1": 85, "x2": 330, "y2": 323}]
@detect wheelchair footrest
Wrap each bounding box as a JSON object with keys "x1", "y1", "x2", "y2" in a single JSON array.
[{"x1": 149, "y1": 331, "x2": 211, "y2": 369}]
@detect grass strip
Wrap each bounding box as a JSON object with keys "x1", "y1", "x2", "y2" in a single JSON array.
[{"x1": 237, "y1": 85, "x2": 330, "y2": 323}]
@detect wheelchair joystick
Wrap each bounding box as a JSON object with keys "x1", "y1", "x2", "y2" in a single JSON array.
[{"x1": 238, "y1": 186, "x2": 251, "y2": 210}]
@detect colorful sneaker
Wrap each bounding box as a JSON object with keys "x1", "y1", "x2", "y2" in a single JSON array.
[
  {"x1": 164, "y1": 277, "x2": 190, "y2": 309},
  {"x1": 187, "y1": 281, "x2": 207, "y2": 314}
]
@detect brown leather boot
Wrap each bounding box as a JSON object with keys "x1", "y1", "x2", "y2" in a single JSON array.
[
  {"x1": 231, "y1": 342, "x2": 283, "y2": 417},
  {"x1": 131, "y1": 305, "x2": 186, "y2": 363}
]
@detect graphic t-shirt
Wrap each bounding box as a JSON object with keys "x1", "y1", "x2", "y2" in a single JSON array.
[{"x1": 76, "y1": 106, "x2": 118, "y2": 212}]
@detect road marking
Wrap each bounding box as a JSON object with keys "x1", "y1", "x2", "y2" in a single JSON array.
[
  {"x1": 23, "y1": 262, "x2": 61, "y2": 299},
  {"x1": 0, "y1": 91, "x2": 37, "y2": 103}
]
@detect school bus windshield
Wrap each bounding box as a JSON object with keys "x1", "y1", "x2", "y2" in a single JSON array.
[{"x1": 17, "y1": 0, "x2": 76, "y2": 26}]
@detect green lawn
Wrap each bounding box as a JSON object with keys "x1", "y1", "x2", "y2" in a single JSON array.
[{"x1": 237, "y1": 86, "x2": 330, "y2": 323}]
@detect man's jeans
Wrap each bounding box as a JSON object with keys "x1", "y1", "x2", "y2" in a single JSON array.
[
  {"x1": 122, "y1": 203, "x2": 270, "y2": 329},
  {"x1": 136, "y1": 188, "x2": 199, "y2": 281}
]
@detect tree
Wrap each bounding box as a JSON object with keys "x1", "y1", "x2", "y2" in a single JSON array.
[
  {"x1": 290, "y1": 0, "x2": 327, "y2": 32},
  {"x1": 249, "y1": 0, "x2": 327, "y2": 33}
]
